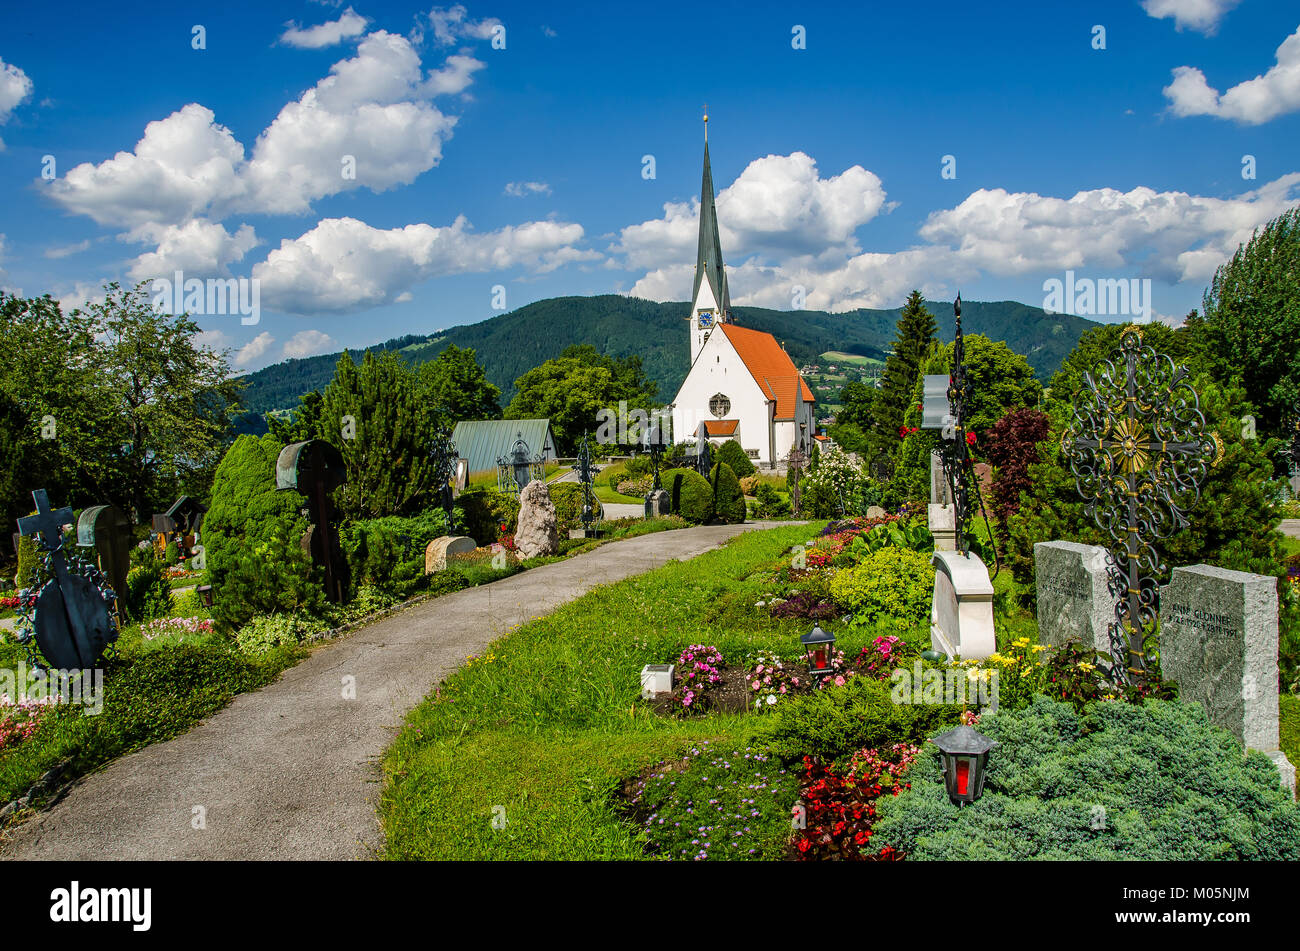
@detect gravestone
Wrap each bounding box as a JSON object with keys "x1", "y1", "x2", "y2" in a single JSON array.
[
  {"x1": 76, "y1": 505, "x2": 132, "y2": 624},
  {"x1": 644, "y1": 488, "x2": 669, "y2": 518},
  {"x1": 514, "y1": 480, "x2": 559, "y2": 558},
  {"x1": 866, "y1": 505, "x2": 886, "y2": 520},
  {"x1": 425, "y1": 536, "x2": 476, "y2": 573},
  {"x1": 930, "y1": 550, "x2": 995, "y2": 660},
  {"x1": 928, "y1": 452, "x2": 956, "y2": 551},
  {"x1": 1159, "y1": 564, "x2": 1295, "y2": 795},
  {"x1": 276, "y1": 440, "x2": 349, "y2": 603},
  {"x1": 1033, "y1": 541, "x2": 1117, "y2": 654},
  {"x1": 454, "y1": 459, "x2": 469, "y2": 493}
]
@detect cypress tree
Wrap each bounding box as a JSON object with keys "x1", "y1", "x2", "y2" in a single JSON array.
[{"x1": 874, "y1": 290, "x2": 937, "y2": 455}]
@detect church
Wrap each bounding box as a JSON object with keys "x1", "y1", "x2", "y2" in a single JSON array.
[{"x1": 668, "y1": 121, "x2": 816, "y2": 468}]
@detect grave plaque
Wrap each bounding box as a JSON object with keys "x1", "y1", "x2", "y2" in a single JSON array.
[
  {"x1": 1159, "y1": 563, "x2": 1295, "y2": 793},
  {"x1": 930, "y1": 550, "x2": 995, "y2": 660},
  {"x1": 276, "y1": 439, "x2": 349, "y2": 603},
  {"x1": 76, "y1": 504, "x2": 132, "y2": 624},
  {"x1": 1033, "y1": 541, "x2": 1117, "y2": 654},
  {"x1": 928, "y1": 452, "x2": 956, "y2": 551}
]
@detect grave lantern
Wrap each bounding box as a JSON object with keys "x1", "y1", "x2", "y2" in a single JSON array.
[
  {"x1": 800, "y1": 624, "x2": 836, "y2": 679},
  {"x1": 929, "y1": 724, "x2": 997, "y2": 806},
  {"x1": 197, "y1": 584, "x2": 214, "y2": 608}
]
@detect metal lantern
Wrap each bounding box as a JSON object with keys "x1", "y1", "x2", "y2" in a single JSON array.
[
  {"x1": 197, "y1": 584, "x2": 214, "y2": 608},
  {"x1": 800, "y1": 624, "x2": 836, "y2": 679},
  {"x1": 930, "y1": 725, "x2": 997, "y2": 806}
]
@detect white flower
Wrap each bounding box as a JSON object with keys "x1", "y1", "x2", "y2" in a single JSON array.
[{"x1": 765, "y1": 695, "x2": 777, "y2": 705}]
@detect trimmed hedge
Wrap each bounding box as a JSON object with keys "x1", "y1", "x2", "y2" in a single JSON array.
[
  {"x1": 342, "y1": 509, "x2": 450, "y2": 600},
  {"x1": 662, "y1": 467, "x2": 714, "y2": 525},
  {"x1": 874, "y1": 696, "x2": 1300, "y2": 860},
  {"x1": 455, "y1": 488, "x2": 520, "y2": 546},
  {"x1": 710, "y1": 461, "x2": 745, "y2": 524},
  {"x1": 715, "y1": 439, "x2": 756, "y2": 479}
]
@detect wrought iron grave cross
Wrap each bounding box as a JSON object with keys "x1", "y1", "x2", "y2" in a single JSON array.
[
  {"x1": 576, "y1": 432, "x2": 601, "y2": 533},
  {"x1": 1062, "y1": 326, "x2": 1222, "y2": 682},
  {"x1": 429, "y1": 426, "x2": 459, "y2": 534}
]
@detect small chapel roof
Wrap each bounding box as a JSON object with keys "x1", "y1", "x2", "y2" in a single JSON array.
[
  {"x1": 717, "y1": 324, "x2": 815, "y2": 420},
  {"x1": 703, "y1": 419, "x2": 739, "y2": 436}
]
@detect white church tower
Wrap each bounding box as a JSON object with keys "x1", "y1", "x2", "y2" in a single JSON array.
[{"x1": 687, "y1": 113, "x2": 731, "y2": 364}]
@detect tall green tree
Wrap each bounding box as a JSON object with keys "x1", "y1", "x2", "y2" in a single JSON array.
[
  {"x1": 1197, "y1": 207, "x2": 1300, "y2": 439},
  {"x1": 317, "y1": 350, "x2": 433, "y2": 519},
  {"x1": 874, "y1": 291, "x2": 937, "y2": 457},
  {"x1": 505, "y1": 345, "x2": 658, "y2": 454},
  {"x1": 417, "y1": 344, "x2": 502, "y2": 429}
]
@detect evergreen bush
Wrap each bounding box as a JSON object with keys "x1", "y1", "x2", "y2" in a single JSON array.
[
  {"x1": 123, "y1": 546, "x2": 173, "y2": 623},
  {"x1": 455, "y1": 489, "x2": 520, "y2": 546},
  {"x1": 342, "y1": 509, "x2": 450, "y2": 600},
  {"x1": 548, "y1": 482, "x2": 604, "y2": 535},
  {"x1": 874, "y1": 696, "x2": 1300, "y2": 860},
  {"x1": 203, "y1": 434, "x2": 321, "y2": 633},
  {"x1": 661, "y1": 467, "x2": 713, "y2": 524},
  {"x1": 715, "y1": 439, "x2": 756, "y2": 478},
  {"x1": 710, "y1": 462, "x2": 745, "y2": 524},
  {"x1": 829, "y1": 547, "x2": 934, "y2": 630}
]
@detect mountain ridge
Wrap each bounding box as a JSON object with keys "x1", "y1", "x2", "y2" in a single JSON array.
[{"x1": 236, "y1": 295, "x2": 1103, "y2": 415}]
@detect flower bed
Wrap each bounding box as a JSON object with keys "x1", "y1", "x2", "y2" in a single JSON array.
[
  {"x1": 0, "y1": 695, "x2": 61, "y2": 751},
  {"x1": 141, "y1": 616, "x2": 216, "y2": 642},
  {"x1": 793, "y1": 742, "x2": 919, "y2": 860}
]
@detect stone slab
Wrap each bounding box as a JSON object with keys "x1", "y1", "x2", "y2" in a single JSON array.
[
  {"x1": 1034, "y1": 541, "x2": 1118, "y2": 655},
  {"x1": 424, "y1": 536, "x2": 475, "y2": 574},
  {"x1": 929, "y1": 504, "x2": 956, "y2": 551},
  {"x1": 930, "y1": 550, "x2": 995, "y2": 660}
]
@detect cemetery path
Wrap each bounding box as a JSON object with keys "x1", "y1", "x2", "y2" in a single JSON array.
[
  {"x1": 1282, "y1": 519, "x2": 1299, "y2": 539},
  {"x1": 0, "y1": 521, "x2": 793, "y2": 861}
]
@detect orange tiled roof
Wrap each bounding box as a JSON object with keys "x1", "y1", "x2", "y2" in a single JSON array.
[
  {"x1": 704, "y1": 419, "x2": 739, "y2": 436},
  {"x1": 717, "y1": 324, "x2": 815, "y2": 420}
]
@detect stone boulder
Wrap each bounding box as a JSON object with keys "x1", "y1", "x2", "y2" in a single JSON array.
[{"x1": 514, "y1": 480, "x2": 559, "y2": 558}]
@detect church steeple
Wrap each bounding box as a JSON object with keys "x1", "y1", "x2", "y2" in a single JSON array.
[{"x1": 688, "y1": 113, "x2": 730, "y2": 364}]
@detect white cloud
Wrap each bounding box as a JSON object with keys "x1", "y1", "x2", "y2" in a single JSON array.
[
  {"x1": 0, "y1": 57, "x2": 32, "y2": 132},
  {"x1": 195, "y1": 328, "x2": 233, "y2": 353},
  {"x1": 615, "y1": 151, "x2": 887, "y2": 271},
  {"x1": 279, "y1": 7, "x2": 369, "y2": 48},
  {"x1": 1163, "y1": 26, "x2": 1300, "y2": 124},
  {"x1": 1141, "y1": 0, "x2": 1240, "y2": 34},
  {"x1": 56, "y1": 281, "x2": 110, "y2": 314},
  {"x1": 504, "y1": 181, "x2": 552, "y2": 197},
  {"x1": 47, "y1": 104, "x2": 247, "y2": 228},
  {"x1": 283, "y1": 329, "x2": 338, "y2": 359},
  {"x1": 253, "y1": 215, "x2": 591, "y2": 314},
  {"x1": 44, "y1": 239, "x2": 93, "y2": 259},
  {"x1": 125, "y1": 220, "x2": 260, "y2": 282},
  {"x1": 45, "y1": 32, "x2": 480, "y2": 224},
  {"x1": 235, "y1": 332, "x2": 276, "y2": 367},
  {"x1": 420, "y1": 5, "x2": 501, "y2": 45}
]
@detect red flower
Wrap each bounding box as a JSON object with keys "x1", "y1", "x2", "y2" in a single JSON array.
[{"x1": 965, "y1": 431, "x2": 976, "y2": 446}]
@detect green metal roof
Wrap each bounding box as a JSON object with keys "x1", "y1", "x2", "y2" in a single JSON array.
[
  {"x1": 451, "y1": 419, "x2": 557, "y2": 475},
  {"x1": 691, "y1": 141, "x2": 730, "y2": 315}
]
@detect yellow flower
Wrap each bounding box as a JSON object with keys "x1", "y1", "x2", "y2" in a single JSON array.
[{"x1": 1031, "y1": 645, "x2": 1045, "y2": 653}]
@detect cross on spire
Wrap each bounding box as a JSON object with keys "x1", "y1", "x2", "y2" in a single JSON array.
[{"x1": 16, "y1": 489, "x2": 74, "y2": 551}]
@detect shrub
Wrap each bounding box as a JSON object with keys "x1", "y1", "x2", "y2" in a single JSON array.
[
  {"x1": 715, "y1": 439, "x2": 756, "y2": 478},
  {"x1": 710, "y1": 462, "x2": 745, "y2": 524},
  {"x1": 203, "y1": 434, "x2": 320, "y2": 632},
  {"x1": 829, "y1": 547, "x2": 934, "y2": 630},
  {"x1": 236, "y1": 613, "x2": 320, "y2": 654},
  {"x1": 874, "y1": 696, "x2": 1300, "y2": 860},
  {"x1": 761, "y1": 675, "x2": 962, "y2": 765},
  {"x1": 738, "y1": 475, "x2": 760, "y2": 496},
  {"x1": 123, "y1": 549, "x2": 174, "y2": 623},
  {"x1": 751, "y1": 482, "x2": 791, "y2": 519},
  {"x1": 548, "y1": 482, "x2": 605, "y2": 535},
  {"x1": 343, "y1": 509, "x2": 450, "y2": 600},
  {"x1": 662, "y1": 467, "x2": 714, "y2": 525},
  {"x1": 671, "y1": 643, "x2": 725, "y2": 714},
  {"x1": 984, "y1": 408, "x2": 1052, "y2": 531},
  {"x1": 455, "y1": 488, "x2": 520, "y2": 547}
]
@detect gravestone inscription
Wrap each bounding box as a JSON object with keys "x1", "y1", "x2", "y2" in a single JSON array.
[{"x1": 1033, "y1": 541, "x2": 1117, "y2": 654}]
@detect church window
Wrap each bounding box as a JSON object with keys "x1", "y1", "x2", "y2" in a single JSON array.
[{"x1": 709, "y1": 393, "x2": 731, "y2": 418}]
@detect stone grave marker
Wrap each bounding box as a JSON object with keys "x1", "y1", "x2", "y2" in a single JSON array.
[
  {"x1": 1159, "y1": 564, "x2": 1295, "y2": 795},
  {"x1": 514, "y1": 480, "x2": 558, "y2": 558},
  {"x1": 425, "y1": 536, "x2": 476, "y2": 573},
  {"x1": 76, "y1": 504, "x2": 133, "y2": 624},
  {"x1": 276, "y1": 439, "x2": 349, "y2": 603},
  {"x1": 1033, "y1": 541, "x2": 1117, "y2": 654},
  {"x1": 644, "y1": 488, "x2": 669, "y2": 518},
  {"x1": 930, "y1": 550, "x2": 995, "y2": 660}
]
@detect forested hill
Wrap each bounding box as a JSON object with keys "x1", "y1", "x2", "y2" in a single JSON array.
[{"x1": 237, "y1": 295, "x2": 1101, "y2": 414}]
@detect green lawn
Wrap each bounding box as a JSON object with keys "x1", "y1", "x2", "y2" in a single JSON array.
[
  {"x1": 379, "y1": 523, "x2": 849, "y2": 859},
  {"x1": 593, "y1": 484, "x2": 645, "y2": 505}
]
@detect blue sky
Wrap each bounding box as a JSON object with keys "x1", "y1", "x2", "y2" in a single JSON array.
[{"x1": 1, "y1": 0, "x2": 1298, "y2": 371}]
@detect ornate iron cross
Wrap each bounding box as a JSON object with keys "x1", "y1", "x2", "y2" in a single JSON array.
[
  {"x1": 1062, "y1": 326, "x2": 1223, "y2": 682},
  {"x1": 429, "y1": 426, "x2": 459, "y2": 534},
  {"x1": 940, "y1": 294, "x2": 973, "y2": 556},
  {"x1": 576, "y1": 432, "x2": 601, "y2": 532}
]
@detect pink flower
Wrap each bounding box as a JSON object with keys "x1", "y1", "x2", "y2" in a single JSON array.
[{"x1": 834, "y1": 676, "x2": 846, "y2": 687}]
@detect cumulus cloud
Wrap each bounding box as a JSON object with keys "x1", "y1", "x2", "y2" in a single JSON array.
[
  {"x1": 279, "y1": 7, "x2": 369, "y2": 48},
  {"x1": 504, "y1": 181, "x2": 551, "y2": 197},
  {"x1": 45, "y1": 31, "x2": 479, "y2": 225},
  {"x1": 235, "y1": 332, "x2": 276, "y2": 367},
  {"x1": 195, "y1": 328, "x2": 234, "y2": 353},
  {"x1": 420, "y1": 5, "x2": 501, "y2": 45},
  {"x1": 0, "y1": 57, "x2": 33, "y2": 140},
  {"x1": 125, "y1": 220, "x2": 260, "y2": 282},
  {"x1": 283, "y1": 329, "x2": 338, "y2": 358},
  {"x1": 1163, "y1": 26, "x2": 1300, "y2": 124},
  {"x1": 919, "y1": 173, "x2": 1300, "y2": 283},
  {"x1": 253, "y1": 215, "x2": 592, "y2": 314},
  {"x1": 615, "y1": 152, "x2": 887, "y2": 272},
  {"x1": 1141, "y1": 0, "x2": 1240, "y2": 34}
]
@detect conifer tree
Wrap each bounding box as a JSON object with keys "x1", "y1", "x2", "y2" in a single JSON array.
[
  {"x1": 874, "y1": 290, "x2": 937, "y2": 456},
  {"x1": 316, "y1": 350, "x2": 434, "y2": 519}
]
